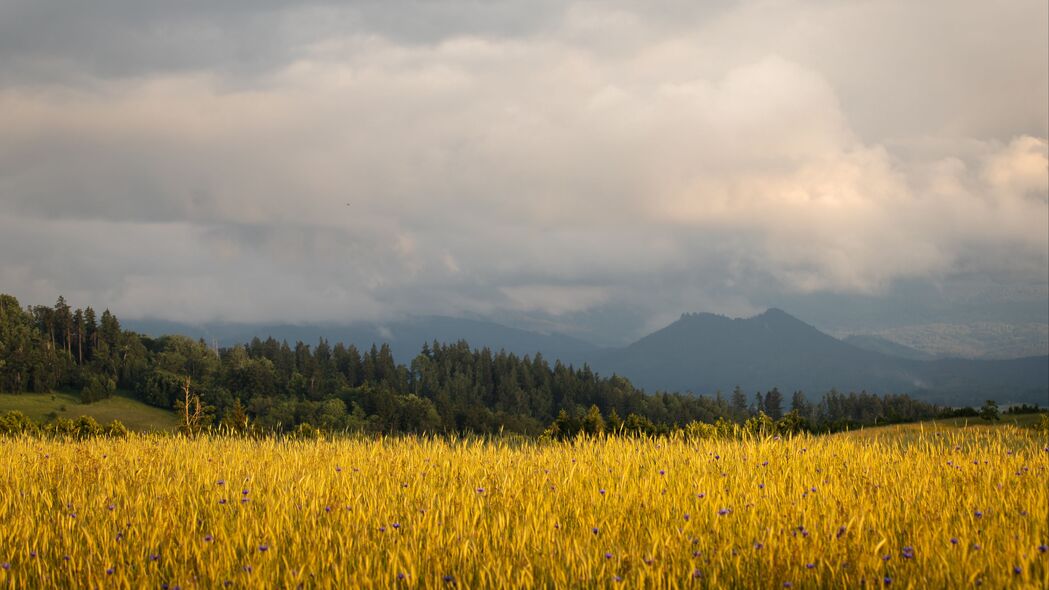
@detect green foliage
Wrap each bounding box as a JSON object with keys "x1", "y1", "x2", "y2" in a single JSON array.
[
  {"x1": 80, "y1": 373, "x2": 116, "y2": 403},
  {"x1": 980, "y1": 399, "x2": 1001, "y2": 422},
  {"x1": 104, "y1": 419, "x2": 130, "y2": 438},
  {"x1": 581, "y1": 405, "x2": 605, "y2": 435},
  {"x1": 776, "y1": 410, "x2": 807, "y2": 435},
  {"x1": 683, "y1": 420, "x2": 717, "y2": 440},
  {"x1": 0, "y1": 410, "x2": 38, "y2": 436},
  {"x1": 743, "y1": 411, "x2": 776, "y2": 436},
  {"x1": 72, "y1": 415, "x2": 104, "y2": 438},
  {"x1": 293, "y1": 422, "x2": 320, "y2": 439},
  {"x1": 1036, "y1": 413, "x2": 1049, "y2": 435},
  {"x1": 2, "y1": 411, "x2": 128, "y2": 438}
]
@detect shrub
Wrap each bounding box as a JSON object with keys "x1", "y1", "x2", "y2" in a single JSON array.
[
  {"x1": 683, "y1": 421, "x2": 718, "y2": 440},
  {"x1": 0, "y1": 411, "x2": 38, "y2": 436},
  {"x1": 104, "y1": 420, "x2": 130, "y2": 438},
  {"x1": 72, "y1": 415, "x2": 104, "y2": 439},
  {"x1": 294, "y1": 422, "x2": 320, "y2": 440}
]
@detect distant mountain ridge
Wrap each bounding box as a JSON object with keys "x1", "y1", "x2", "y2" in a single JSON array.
[
  {"x1": 126, "y1": 309, "x2": 1049, "y2": 406},
  {"x1": 587, "y1": 309, "x2": 1047, "y2": 406}
]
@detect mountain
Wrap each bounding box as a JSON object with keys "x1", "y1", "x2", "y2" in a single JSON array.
[
  {"x1": 588, "y1": 309, "x2": 1048, "y2": 406},
  {"x1": 123, "y1": 316, "x2": 598, "y2": 366},
  {"x1": 842, "y1": 334, "x2": 937, "y2": 361}
]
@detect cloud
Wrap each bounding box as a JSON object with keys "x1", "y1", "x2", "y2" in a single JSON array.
[{"x1": 0, "y1": 1, "x2": 1045, "y2": 341}]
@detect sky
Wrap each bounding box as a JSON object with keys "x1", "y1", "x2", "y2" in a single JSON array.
[{"x1": 1, "y1": 0, "x2": 1047, "y2": 351}]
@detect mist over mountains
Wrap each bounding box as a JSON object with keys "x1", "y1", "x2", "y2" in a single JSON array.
[{"x1": 126, "y1": 309, "x2": 1048, "y2": 407}]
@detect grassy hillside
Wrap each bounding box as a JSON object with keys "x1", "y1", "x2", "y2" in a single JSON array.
[
  {"x1": 0, "y1": 392, "x2": 178, "y2": 432},
  {"x1": 840, "y1": 412, "x2": 1047, "y2": 443}
]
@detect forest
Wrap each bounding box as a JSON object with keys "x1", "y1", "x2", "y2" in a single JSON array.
[{"x1": 1, "y1": 294, "x2": 950, "y2": 435}]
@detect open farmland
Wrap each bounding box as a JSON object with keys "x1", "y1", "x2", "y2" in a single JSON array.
[{"x1": 1, "y1": 428, "x2": 1046, "y2": 589}]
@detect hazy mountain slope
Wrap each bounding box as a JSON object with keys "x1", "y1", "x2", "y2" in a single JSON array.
[{"x1": 843, "y1": 334, "x2": 938, "y2": 361}]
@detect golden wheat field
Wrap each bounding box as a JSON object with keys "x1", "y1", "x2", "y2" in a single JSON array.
[{"x1": 1, "y1": 428, "x2": 1046, "y2": 589}]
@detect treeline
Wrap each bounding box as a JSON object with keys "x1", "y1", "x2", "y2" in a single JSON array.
[{"x1": 2, "y1": 294, "x2": 946, "y2": 435}]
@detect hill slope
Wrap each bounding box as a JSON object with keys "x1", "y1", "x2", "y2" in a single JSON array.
[{"x1": 0, "y1": 392, "x2": 178, "y2": 432}]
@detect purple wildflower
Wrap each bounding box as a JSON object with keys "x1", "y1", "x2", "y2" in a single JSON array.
[
  {"x1": 884, "y1": 576, "x2": 892, "y2": 585},
  {"x1": 718, "y1": 508, "x2": 730, "y2": 516},
  {"x1": 805, "y1": 563, "x2": 815, "y2": 569},
  {"x1": 599, "y1": 489, "x2": 606, "y2": 495},
  {"x1": 258, "y1": 545, "x2": 268, "y2": 552},
  {"x1": 1013, "y1": 566, "x2": 1022, "y2": 575},
  {"x1": 592, "y1": 527, "x2": 599, "y2": 535},
  {"x1": 974, "y1": 510, "x2": 983, "y2": 518},
  {"x1": 950, "y1": 538, "x2": 958, "y2": 545},
  {"x1": 1, "y1": 563, "x2": 9, "y2": 571},
  {"x1": 605, "y1": 553, "x2": 613, "y2": 559},
  {"x1": 106, "y1": 568, "x2": 114, "y2": 575},
  {"x1": 684, "y1": 514, "x2": 690, "y2": 521},
  {"x1": 397, "y1": 573, "x2": 406, "y2": 580},
  {"x1": 1038, "y1": 544, "x2": 1048, "y2": 553},
  {"x1": 204, "y1": 535, "x2": 213, "y2": 542}
]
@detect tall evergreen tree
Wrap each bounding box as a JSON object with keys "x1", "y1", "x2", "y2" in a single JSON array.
[{"x1": 764, "y1": 388, "x2": 784, "y2": 420}]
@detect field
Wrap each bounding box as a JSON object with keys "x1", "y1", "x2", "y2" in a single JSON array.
[
  {"x1": 0, "y1": 392, "x2": 178, "y2": 432},
  {"x1": 1, "y1": 428, "x2": 1046, "y2": 589}
]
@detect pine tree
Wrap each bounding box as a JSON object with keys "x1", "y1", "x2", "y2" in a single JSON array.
[
  {"x1": 731, "y1": 386, "x2": 749, "y2": 421},
  {"x1": 764, "y1": 388, "x2": 784, "y2": 420}
]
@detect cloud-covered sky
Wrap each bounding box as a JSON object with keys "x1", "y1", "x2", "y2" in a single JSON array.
[{"x1": 1, "y1": 0, "x2": 1046, "y2": 347}]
